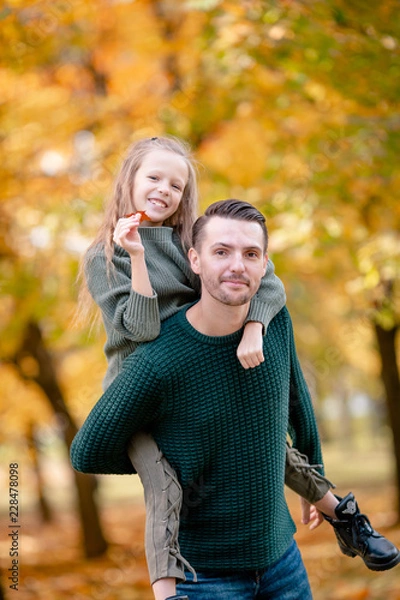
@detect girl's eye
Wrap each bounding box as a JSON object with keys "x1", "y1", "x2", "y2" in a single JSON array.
[
  {"x1": 148, "y1": 175, "x2": 158, "y2": 181},
  {"x1": 172, "y1": 184, "x2": 182, "y2": 191}
]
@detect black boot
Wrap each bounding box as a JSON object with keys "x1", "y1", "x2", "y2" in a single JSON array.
[{"x1": 324, "y1": 492, "x2": 400, "y2": 571}]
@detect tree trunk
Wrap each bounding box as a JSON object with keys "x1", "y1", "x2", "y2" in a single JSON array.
[
  {"x1": 26, "y1": 422, "x2": 53, "y2": 523},
  {"x1": 150, "y1": 0, "x2": 184, "y2": 93},
  {"x1": 14, "y1": 321, "x2": 108, "y2": 558},
  {"x1": 374, "y1": 322, "x2": 400, "y2": 520},
  {"x1": 0, "y1": 571, "x2": 5, "y2": 600}
]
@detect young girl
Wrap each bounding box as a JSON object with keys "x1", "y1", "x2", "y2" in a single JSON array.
[{"x1": 78, "y1": 136, "x2": 399, "y2": 600}]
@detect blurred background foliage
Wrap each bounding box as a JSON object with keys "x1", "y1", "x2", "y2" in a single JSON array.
[{"x1": 0, "y1": 0, "x2": 399, "y2": 595}]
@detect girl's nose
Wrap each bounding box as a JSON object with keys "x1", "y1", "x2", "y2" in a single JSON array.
[{"x1": 158, "y1": 180, "x2": 170, "y2": 195}]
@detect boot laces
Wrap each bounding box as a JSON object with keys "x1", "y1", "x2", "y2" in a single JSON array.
[{"x1": 351, "y1": 512, "x2": 374, "y2": 546}]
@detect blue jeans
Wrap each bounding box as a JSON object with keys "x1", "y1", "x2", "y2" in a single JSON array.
[{"x1": 176, "y1": 540, "x2": 312, "y2": 599}]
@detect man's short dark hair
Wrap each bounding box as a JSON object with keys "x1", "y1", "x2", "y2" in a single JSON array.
[{"x1": 192, "y1": 199, "x2": 268, "y2": 252}]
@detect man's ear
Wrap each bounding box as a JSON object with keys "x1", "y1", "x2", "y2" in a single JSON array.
[
  {"x1": 188, "y1": 247, "x2": 201, "y2": 274},
  {"x1": 262, "y1": 253, "x2": 269, "y2": 276}
]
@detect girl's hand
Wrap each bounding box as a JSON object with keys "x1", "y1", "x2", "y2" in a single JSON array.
[
  {"x1": 237, "y1": 321, "x2": 264, "y2": 369},
  {"x1": 113, "y1": 213, "x2": 144, "y2": 256},
  {"x1": 300, "y1": 498, "x2": 324, "y2": 530}
]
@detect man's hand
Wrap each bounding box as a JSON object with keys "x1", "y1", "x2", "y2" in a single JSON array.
[{"x1": 300, "y1": 497, "x2": 324, "y2": 530}]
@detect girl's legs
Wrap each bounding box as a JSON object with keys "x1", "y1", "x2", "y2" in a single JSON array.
[
  {"x1": 285, "y1": 444, "x2": 400, "y2": 571},
  {"x1": 127, "y1": 432, "x2": 196, "y2": 600},
  {"x1": 314, "y1": 492, "x2": 339, "y2": 518},
  {"x1": 152, "y1": 579, "x2": 177, "y2": 600},
  {"x1": 284, "y1": 443, "x2": 335, "y2": 503}
]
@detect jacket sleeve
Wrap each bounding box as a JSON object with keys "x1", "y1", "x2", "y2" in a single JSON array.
[
  {"x1": 245, "y1": 259, "x2": 286, "y2": 334},
  {"x1": 70, "y1": 351, "x2": 164, "y2": 475},
  {"x1": 85, "y1": 245, "x2": 161, "y2": 342},
  {"x1": 285, "y1": 309, "x2": 324, "y2": 474}
]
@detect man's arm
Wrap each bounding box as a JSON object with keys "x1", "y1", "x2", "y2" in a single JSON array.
[
  {"x1": 286, "y1": 310, "x2": 324, "y2": 473},
  {"x1": 70, "y1": 351, "x2": 163, "y2": 475}
]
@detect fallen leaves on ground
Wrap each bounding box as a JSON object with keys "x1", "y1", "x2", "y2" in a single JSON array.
[{"x1": 1, "y1": 485, "x2": 399, "y2": 599}]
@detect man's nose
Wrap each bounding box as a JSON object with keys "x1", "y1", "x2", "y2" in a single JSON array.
[{"x1": 230, "y1": 254, "x2": 245, "y2": 272}]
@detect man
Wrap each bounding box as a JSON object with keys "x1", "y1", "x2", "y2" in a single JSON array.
[{"x1": 71, "y1": 199, "x2": 323, "y2": 599}]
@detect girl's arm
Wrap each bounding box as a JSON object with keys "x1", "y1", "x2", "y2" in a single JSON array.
[
  {"x1": 85, "y1": 245, "x2": 161, "y2": 343},
  {"x1": 237, "y1": 259, "x2": 286, "y2": 369},
  {"x1": 113, "y1": 213, "x2": 153, "y2": 297}
]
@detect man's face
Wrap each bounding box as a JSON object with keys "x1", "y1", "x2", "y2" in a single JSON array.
[{"x1": 188, "y1": 216, "x2": 268, "y2": 307}]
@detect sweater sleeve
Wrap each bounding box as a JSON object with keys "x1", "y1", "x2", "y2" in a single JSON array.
[
  {"x1": 245, "y1": 259, "x2": 286, "y2": 334},
  {"x1": 85, "y1": 245, "x2": 161, "y2": 342},
  {"x1": 70, "y1": 351, "x2": 164, "y2": 475},
  {"x1": 285, "y1": 310, "x2": 324, "y2": 474}
]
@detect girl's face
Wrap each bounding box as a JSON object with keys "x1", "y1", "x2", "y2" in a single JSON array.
[{"x1": 133, "y1": 149, "x2": 189, "y2": 226}]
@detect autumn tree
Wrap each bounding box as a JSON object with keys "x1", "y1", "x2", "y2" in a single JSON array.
[{"x1": 1, "y1": 0, "x2": 399, "y2": 523}]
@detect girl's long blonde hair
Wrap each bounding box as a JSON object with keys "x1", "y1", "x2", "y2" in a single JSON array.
[
  {"x1": 78, "y1": 136, "x2": 199, "y2": 326},
  {"x1": 92, "y1": 136, "x2": 198, "y2": 263}
]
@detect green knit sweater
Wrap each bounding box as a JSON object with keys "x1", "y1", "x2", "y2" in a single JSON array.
[
  {"x1": 85, "y1": 226, "x2": 286, "y2": 389},
  {"x1": 71, "y1": 305, "x2": 323, "y2": 571}
]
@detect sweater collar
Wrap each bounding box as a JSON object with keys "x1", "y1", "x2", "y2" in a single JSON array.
[
  {"x1": 138, "y1": 225, "x2": 174, "y2": 242},
  {"x1": 176, "y1": 302, "x2": 244, "y2": 346}
]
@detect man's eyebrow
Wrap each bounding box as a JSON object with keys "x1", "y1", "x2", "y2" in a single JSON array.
[
  {"x1": 209, "y1": 242, "x2": 263, "y2": 252},
  {"x1": 210, "y1": 242, "x2": 230, "y2": 248}
]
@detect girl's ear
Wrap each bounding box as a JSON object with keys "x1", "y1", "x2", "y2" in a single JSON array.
[{"x1": 188, "y1": 247, "x2": 201, "y2": 274}]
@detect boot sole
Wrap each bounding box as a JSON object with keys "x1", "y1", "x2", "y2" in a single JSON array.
[
  {"x1": 363, "y1": 551, "x2": 400, "y2": 572},
  {"x1": 338, "y1": 544, "x2": 400, "y2": 571}
]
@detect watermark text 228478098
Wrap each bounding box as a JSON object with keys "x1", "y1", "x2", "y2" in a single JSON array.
[
  {"x1": 8, "y1": 463, "x2": 20, "y2": 591},
  {"x1": 9, "y1": 463, "x2": 19, "y2": 523}
]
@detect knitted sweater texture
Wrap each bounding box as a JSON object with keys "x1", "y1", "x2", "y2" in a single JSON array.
[
  {"x1": 71, "y1": 306, "x2": 323, "y2": 571},
  {"x1": 85, "y1": 226, "x2": 286, "y2": 389}
]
